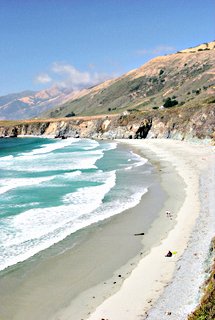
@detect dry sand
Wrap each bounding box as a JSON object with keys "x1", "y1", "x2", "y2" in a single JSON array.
[
  {"x1": 87, "y1": 139, "x2": 215, "y2": 320},
  {"x1": 0, "y1": 139, "x2": 214, "y2": 320}
]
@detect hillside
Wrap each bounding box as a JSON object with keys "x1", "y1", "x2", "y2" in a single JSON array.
[
  {"x1": 42, "y1": 41, "x2": 215, "y2": 118},
  {"x1": 0, "y1": 94, "x2": 214, "y2": 145},
  {"x1": 0, "y1": 86, "x2": 77, "y2": 120}
]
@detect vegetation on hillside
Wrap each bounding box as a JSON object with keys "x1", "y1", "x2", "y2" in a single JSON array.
[
  {"x1": 42, "y1": 44, "x2": 215, "y2": 119},
  {"x1": 188, "y1": 238, "x2": 215, "y2": 320}
]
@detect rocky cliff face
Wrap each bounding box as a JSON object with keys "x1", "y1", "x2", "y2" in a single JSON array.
[{"x1": 1, "y1": 97, "x2": 214, "y2": 144}]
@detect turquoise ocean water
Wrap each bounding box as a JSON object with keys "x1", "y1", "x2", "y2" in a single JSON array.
[{"x1": 0, "y1": 137, "x2": 150, "y2": 271}]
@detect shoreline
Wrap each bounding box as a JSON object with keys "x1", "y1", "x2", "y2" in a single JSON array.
[
  {"x1": 53, "y1": 140, "x2": 186, "y2": 320},
  {"x1": 0, "y1": 139, "x2": 173, "y2": 320},
  {"x1": 86, "y1": 139, "x2": 215, "y2": 320},
  {"x1": 0, "y1": 138, "x2": 213, "y2": 320}
]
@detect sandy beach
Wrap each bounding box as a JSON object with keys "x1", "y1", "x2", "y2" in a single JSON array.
[
  {"x1": 0, "y1": 138, "x2": 214, "y2": 320},
  {"x1": 0, "y1": 140, "x2": 172, "y2": 320},
  {"x1": 86, "y1": 139, "x2": 215, "y2": 320}
]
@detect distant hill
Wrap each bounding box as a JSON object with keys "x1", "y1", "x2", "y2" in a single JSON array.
[
  {"x1": 42, "y1": 41, "x2": 215, "y2": 118},
  {"x1": 1, "y1": 41, "x2": 214, "y2": 120},
  {"x1": 0, "y1": 86, "x2": 77, "y2": 120}
]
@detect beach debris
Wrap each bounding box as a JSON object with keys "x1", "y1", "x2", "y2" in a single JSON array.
[
  {"x1": 166, "y1": 210, "x2": 172, "y2": 217},
  {"x1": 118, "y1": 274, "x2": 122, "y2": 277},
  {"x1": 165, "y1": 311, "x2": 172, "y2": 315},
  {"x1": 165, "y1": 251, "x2": 173, "y2": 257},
  {"x1": 172, "y1": 251, "x2": 177, "y2": 255},
  {"x1": 134, "y1": 232, "x2": 145, "y2": 236}
]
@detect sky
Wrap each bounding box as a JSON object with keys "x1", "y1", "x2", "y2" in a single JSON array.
[{"x1": 0, "y1": 0, "x2": 214, "y2": 96}]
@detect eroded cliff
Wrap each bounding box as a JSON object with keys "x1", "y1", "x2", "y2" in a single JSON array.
[{"x1": 0, "y1": 96, "x2": 214, "y2": 144}]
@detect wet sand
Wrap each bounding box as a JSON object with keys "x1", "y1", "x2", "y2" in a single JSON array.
[
  {"x1": 0, "y1": 139, "x2": 201, "y2": 320},
  {"x1": 0, "y1": 140, "x2": 186, "y2": 320},
  {"x1": 87, "y1": 139, "x2": 215, "y2": 320}
]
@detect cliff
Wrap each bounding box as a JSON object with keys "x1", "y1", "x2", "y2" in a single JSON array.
[
  {"x1": 1, "y1": 41, "x2": 214, "y2": 143},
  {"x1": 0, "y1": 96, "x2": 214, "y2": 143}
]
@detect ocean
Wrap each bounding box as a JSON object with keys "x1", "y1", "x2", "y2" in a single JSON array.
[{"x1": 0, "y1": 137, "x2": 150, "y2": 272}]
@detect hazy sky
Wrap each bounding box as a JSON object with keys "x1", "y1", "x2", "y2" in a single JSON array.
[{"x1": 0, "y1": 0, "x2": 214, "y2": 95}]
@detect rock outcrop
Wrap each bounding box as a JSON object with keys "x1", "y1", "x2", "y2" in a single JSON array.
[{"x1": 0, "y1": 98, "x2": 214, "y2": 143}]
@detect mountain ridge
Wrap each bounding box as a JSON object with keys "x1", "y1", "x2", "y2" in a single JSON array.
[
  {"x1": 42, "y1": 41, "x2": 215, "y2": 119},
  {"x1": 1, "y1": 40, "x2": 214, "y2": 120},
  {"x1": 0, "y1": 86, "x2": 80, "y2": 120}
]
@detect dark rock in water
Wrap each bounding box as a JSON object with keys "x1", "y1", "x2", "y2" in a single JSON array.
[
  {"x1": 54, "y1": 134, "x2": 67, "y2": 139},
  {"x1": 134, "y1": 232, "x2": 145, "y2": 236}
]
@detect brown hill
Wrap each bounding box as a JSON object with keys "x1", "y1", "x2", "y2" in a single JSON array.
[
  {"x1": 0, "y1": 86, "x2": 77, "y2": 120},
  {"x1": 42, "y1": 41, "x2": 215, "y2": 118}
]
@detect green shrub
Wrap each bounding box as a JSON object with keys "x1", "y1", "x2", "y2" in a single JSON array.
[
  {"x1": 65, "y1": 112, "x2": 76, "y2": 117},
  {"x1": 159, "y1": 69, "x2": 164, "y2": 76},
  {"x1": 163, "y1": 97, "x2": 178, "y2": 108}
]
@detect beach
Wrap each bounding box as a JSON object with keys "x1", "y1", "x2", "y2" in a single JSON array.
[
  {"x1": 86, "y1": 139, "x2": 215, "y2": 320},
  {"x1": 0, "y1": 138, "x2": 173, "y2": 320},
  {"x1": 0, "y1": 138, "x2": 214, "y2": 320}
]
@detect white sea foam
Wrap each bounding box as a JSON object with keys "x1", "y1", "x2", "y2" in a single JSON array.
[
  {"x1": 129, "y1": 151, "x2": 148, "y2": 167},
  {"x1": 0, "y1": 176, "x2": 54, "y2": 195},
  {"x1": 0, "y1": 138, "x2": 149, "y2": 272},
  {"x1": 0, "y1": 155, "x2": 14, "y2": 160},
  {"x1": 81, "y1": 139, "x2": 100, "y2": 150},
  {"x1": 104, "y1": 142, "x2": 117, "y2": 151},
  {"x1": 63, "y1": 170, "x2": 116, "y2": 205},
  {"x1": 125, "y1": 166, "x2": 133, "y2": 170},
  {"x1": 63, "y1": 170, "x2": 112, "y2": 183},
  {"x1": 0, "y1": 170, "x2": 117, "y2": 270},
  {"x1": 0, "y1": 185, "x2": 147, "y2": 272},
  {"x1": 62, "y1": 171, "x2": 82, "y2": 179},
  {"x1": 20, "y1": 138, "x2": 77, "y2": 156},
  {"x1": 11, "y1": 202, "x2": 40, "y2": 208},
  {"x1": 0, "y1": 152, "x2": 103, "y2": 172}
]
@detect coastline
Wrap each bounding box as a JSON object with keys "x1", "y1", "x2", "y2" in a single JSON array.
[
  {"x1": 0, "y1": 138, "x2": 214, "y2": 320},
  {"x1": 0, "y1": 139, "x2": 173, "y2": 320},
  {"x1": 86, "y1": 139, "x2": 215, "y2": 320}
]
